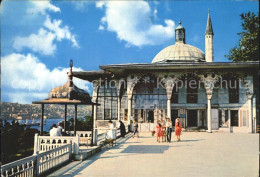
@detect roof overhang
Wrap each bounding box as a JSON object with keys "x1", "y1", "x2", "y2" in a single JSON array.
[
  {"x1": 73, "y1": 70, "x2": 112, "y2": 81},
  {"x1": 99, "y1": 62, "x2": 259, "y2": 74},
  {"x1": 73, "y1": 62, "x2": 258, "y2": 81}
]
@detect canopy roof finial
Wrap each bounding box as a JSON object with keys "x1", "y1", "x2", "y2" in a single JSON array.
[{"x1": 70, "y1": 59, "x2": 73, "y2": 71}]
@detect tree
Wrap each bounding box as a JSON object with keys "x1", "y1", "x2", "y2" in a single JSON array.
[
  {"x1": 225, "y1": 12, "x2": 259, "y2": 62},
  {"x1": 60, "y1": 115, "x2": 93, "y2": 132},
  {"x1": 1, "y1": 120, "x2": 39, "y2": 164}
]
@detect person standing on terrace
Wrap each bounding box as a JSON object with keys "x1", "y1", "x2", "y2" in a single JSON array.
[{"x1": 175, "y1": 118, "x2": 182, "y2": 141}]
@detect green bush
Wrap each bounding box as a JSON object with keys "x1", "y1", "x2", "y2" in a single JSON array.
[{"x1": 1, "y1": 120, "x2": 39, "y2": 164}]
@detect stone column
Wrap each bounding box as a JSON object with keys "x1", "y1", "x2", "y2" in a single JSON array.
[
  {"x1": 127, "y1": 96, "x2": 132, "y2": 125},
  {"x1": 93, "y1": 104, "x2": 97, "y2": 126},
  {"x1": 247, "y1": 94, "x2": 253, "y2": 133},
  {"x1": 118, "y1": 96, "x2": 121, "y2": 122},
  {"x1": 167, "y1": 99, "x2": 171, "y2": 119},
  {"x1": 93, "y1": 96, "x2": 97, "y2": 128},
  {"x1": 164, "y1": 79, "x2": 174, "y2": 119},
  {"x1": 199, "y1": 74, "x2": 220, "y2": 133},
  {"x1": 74, "y1": 104, "x2": 77, "y2": 136},
  {"x1": 253, "y1": 96, "x2": 256, "y2": 133},
  {"x1": 92, "y1": 96, "x2": 98, "y2": 145},
  {"x1": 207, "y1": 93, "x2": 212, "y2": 133},
  {"x1": 228, "y1": 109, "x2": 231, "y2": 133}
]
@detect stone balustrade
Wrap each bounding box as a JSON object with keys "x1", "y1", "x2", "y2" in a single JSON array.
[
  {"x1": 1, "y1": 144, "x2": 72, "y2": 177},
  {"x1": 1, "y1": 155, "x2": 35, "y2": 177},
  {"x1": 96, "y1": 126, "x2": 129, "y2": 144},
  {"x1": 37, "y1": 144, "x2": 72, "y2": 175},
  {"x1": 36, "y1": 134, "x2": 79, "y2": 154},
  {"x1": 1, "y1": 128, "x2": 129, "y2": 177},
  {"x1": 66, "y1": 131, "x2": 92, "y2": 146},
  {"x1": 65, "y1": 131, "x2": 92, "y2": 138}
]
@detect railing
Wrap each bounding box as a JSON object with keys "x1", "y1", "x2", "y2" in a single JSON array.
[
  {"x1": 37, "y1": 144, "x2": 71, "y2": 175},
  {"x1": 65, "y1": 131, "x2": 92, "y2": 138},
  {"x1": 139, "y1": 123, "x2": 156, "y2": 132},
  {"x1": 1, "y1": 155, "x2": 35, "y2": 177},
  {"x1": 35, "y1": 134, "x2": 79, "y2": 154},
  {"x1": 35, "y1": 131, "x2": 95, "y2": 155},
  {"x1": 66, "y1": 131, "x2": 92, "y2": 146},
  {"x1": 1, "y1": 126, "x2": 131, "y2": 177},
  {"x1": 1, "y1": 144, "x2": 72, "y2": 177},
  {"x1": 96, "y1": 127, "x2": 129, "y2": 144}
]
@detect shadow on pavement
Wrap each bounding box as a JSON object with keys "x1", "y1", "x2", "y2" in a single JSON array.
[
  {"x1": 179, "y1": 139, "x2": 205, "y2": 142},
  {"x1": 121, "y1": 145, "x2": 169, "y2": 154},
  {"x1": 47, "y1": 133, "x2": 133, "y2": 177}
]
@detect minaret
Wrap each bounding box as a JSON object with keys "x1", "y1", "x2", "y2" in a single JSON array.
[
  {"x1": 175, "y1": 20, "x2": 186, "y2": 44},
  {"x1": 205, "y1": 9, "x2": 214, "y2": 62}
]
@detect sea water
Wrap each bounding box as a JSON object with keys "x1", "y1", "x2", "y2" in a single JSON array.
[{"x1": 4, "y1": 118, "x2": 64, "y2": 132}]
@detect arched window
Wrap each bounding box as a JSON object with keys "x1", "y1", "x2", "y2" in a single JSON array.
[
  {"x1": 97, "y1": 81, "x2": 118, "y2": 120},
  {"x1": 132, "y1": 76, "x2": 167, "y2": 123}
]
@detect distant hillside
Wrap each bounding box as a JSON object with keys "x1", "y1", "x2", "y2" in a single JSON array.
[{"x1": 0, "y1": 102, "x2": 92, "y2": 120}]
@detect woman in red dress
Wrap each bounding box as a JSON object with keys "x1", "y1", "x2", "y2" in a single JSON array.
[
  {"x1": 175, "y1": 118, "x2": 182, "y2": 142},
  {"x1": 155, "y1": 121, "x2": 162, "y2": 143}
]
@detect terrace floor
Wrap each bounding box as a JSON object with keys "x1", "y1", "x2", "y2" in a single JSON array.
[{"x1": 47, "y1": 132, "x2": 259, "y2": 177}]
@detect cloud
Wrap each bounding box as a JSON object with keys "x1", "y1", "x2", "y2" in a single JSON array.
[
  {"x1": 98, "y1": 25, "x2": 105, "y2": 30},
  {"x1": 2, "y1": 53, "x2": 92, "y2": 103},
  {"x1": 4, "y1": 92, "x2": 49, "y2": 104},
  {"x1": 13, "y1": 16, "x2": 79, "y2": 55},
  {"x1": 96, "y1": 1, "x2": 175, "y2": 47},
  {"x1": 71, "y1": 1, "x2": 91, "y2": 11},
  {"x1": 13, "y1": 28, "x2": 57, "y2": 55},
  {"x1": 44, "y1": 16, "x2": 79, "y2": 47},
  {"x1": 27, "y1": 1, "x2": 61, "y2": 15}
]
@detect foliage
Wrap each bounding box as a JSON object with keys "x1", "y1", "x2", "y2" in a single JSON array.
[
  {"x1": 1, "y1": 120, "x2": 39, "y2": 164},
  {"x1": 60, "y1": 115, "x2": 93, "y2": 131},
  {"x1": 225, "y1": 12, "x2": 259, "y2": 62}
]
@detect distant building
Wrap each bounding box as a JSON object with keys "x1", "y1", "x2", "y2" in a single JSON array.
[{"x1": 73, "y1": 10, "x2": 258, "y2": 133}]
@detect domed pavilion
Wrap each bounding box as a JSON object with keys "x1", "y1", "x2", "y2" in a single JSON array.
[{"x1": 72, "y1": 10, "x2": 258, "y2": 134}]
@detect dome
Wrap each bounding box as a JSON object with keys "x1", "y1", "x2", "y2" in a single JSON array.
[{"x1": 152, "y1": 42, "x2": 205, "y2": 63}]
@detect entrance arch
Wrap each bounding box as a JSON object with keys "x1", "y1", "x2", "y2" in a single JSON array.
[{"x1": 131, "y1": 75, "x2": 167, "y2": 123}]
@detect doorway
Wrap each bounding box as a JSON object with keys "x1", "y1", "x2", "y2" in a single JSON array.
[
  {"x1": 187, "y1": 110, "x2": 198, "y2": 127},
  {"x1": 148, "y1": 110, "x2": 154, "y2": 123},
  {"x1": 171, "y1": 109, "x2": 178, "y2": 123},
  {"x1": 231, "y1": 110, "x2": 238, "y2": 126}
]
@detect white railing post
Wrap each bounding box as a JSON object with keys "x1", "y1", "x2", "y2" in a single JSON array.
[
  {"x1": 33, "y1": 133, "x2": 39, "y2": 155},
  {"x1": 93, "y1": 129, "x2": 98, "y2": 145},
  {"x1": 35, "y1": 154, "x2": 40, "y2": 176},
  {"x1": 73, "y1": 134, "x2": 80, "y2": 155}
]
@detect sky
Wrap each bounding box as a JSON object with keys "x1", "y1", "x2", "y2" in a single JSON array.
[{"x1": 1, "y1": 0, "x2": 259, "y2": 104}]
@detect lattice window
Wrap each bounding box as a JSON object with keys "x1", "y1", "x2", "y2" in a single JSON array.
[
  {"x1": 228, "y1": 79, "x2": 239, "y2": 103},
  {"x1": 97, "y1": 83, "x2": 118, "y2": 120},
  {"x1": 187, "y1": 79, "x2": 198, "y2": 103},
  {"x1": 171, "y1": 85, "x2": 178, "y2": 103}
]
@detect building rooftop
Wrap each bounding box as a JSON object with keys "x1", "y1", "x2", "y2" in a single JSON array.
[
  {"x1": 152, "y1": 42, "x2": 205, "y2": 63},
  {"x1": 72, "y1": 62, "x2": 258, "y2": 81}
]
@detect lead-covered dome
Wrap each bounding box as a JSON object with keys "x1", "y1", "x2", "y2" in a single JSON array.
[
  {"x1": 152, "y1": 42, "x2": 205, "y2": 63},
  {"x1": 152, "y1": 20, "x2": 205, "y2": 63}
]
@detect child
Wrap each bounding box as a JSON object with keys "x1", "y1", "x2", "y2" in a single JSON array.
[{"x1": 161, "y1": 120, "x2": 167, "y2": 142}]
